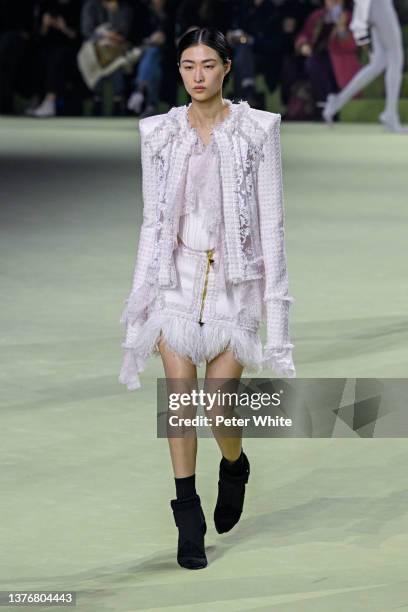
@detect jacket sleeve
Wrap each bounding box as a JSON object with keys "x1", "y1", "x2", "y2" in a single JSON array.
[
  {"x1": 124, "y1": 119, "x2": 157, "y2": 302},
  {"x1": 257, "y1": 113, "x2": 296, "y2": 378},
  {"x1": 119, "y1": 118, "x2": 158, "y2": 390}
]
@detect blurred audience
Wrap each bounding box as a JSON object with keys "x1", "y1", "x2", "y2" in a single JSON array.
[
  {"x1": 277, "y1": 0, "x2": 323, "y2": 107},
  {"x1": 81, "y1": 0, "x2": 134, "y2": 115},
  {"x1": 226, "y1": 0, "x2": 284, "y2": 108},
  {"x1": 127, "y1": 0, "x2": 169, "y2": 118},
  {"x1": 0, "y1": 0, "x2": 36, "y2": 114},
  {"x1": 1, "y1": 0, "x2": 406, "y2": 118},
  {"x1": 27, "y1": 0, "x2": 82, "y2": 117},
  {"x1": 285, "y1": 0, "x2": 361, "y2": 119}
]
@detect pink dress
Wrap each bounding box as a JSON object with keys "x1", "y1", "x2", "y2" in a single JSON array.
[{"x1": 119, "y1": 126, "x2": 265, "y2": 389}]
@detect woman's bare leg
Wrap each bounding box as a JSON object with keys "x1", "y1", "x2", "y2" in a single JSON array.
[
  {"x1": 158, "y1": 335, "x2": 199, "y2": 478},
  {"x1": 204, "y1": 348, "x2": 244, "y2": 460}
]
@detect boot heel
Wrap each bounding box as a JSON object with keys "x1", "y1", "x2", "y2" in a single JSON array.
[{"x1": 170, "y1": 493, "x2": 208, "y2": 569}]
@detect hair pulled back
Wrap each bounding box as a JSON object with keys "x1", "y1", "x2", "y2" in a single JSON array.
[{"x1": 176, "y1": 27, "x2": 232, "y2": 71}]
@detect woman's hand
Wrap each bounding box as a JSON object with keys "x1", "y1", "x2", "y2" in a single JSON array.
[
  {"x1": 104, "y1": 30, "x2": 125, "y2": 44},
  {"x1": 299, "y1": 42, "x2": 312, "y2": 57},
  {"x1": 148, "y1": 30, "x2": 166, "y2": 45},
  {"x1": 41, "y1": 13, "x2": 76, "y2": 39},
  {"x1": 40, "y1": 12, "x2": 54, "y2": 35},
  {"x1": 55, "y1": 15, "x2": 77, "y2": 39},
  {"x1": 226, "y1": 29, "x2": 253, "y2": 45}
]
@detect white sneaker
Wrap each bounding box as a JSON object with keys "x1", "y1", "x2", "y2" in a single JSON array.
[
  {"x1": 24, "y1": 95, "x2": 41, "y2": 115},
  {"x1": 127, "y1": 91, "x2": 144, "y2": 114},
  {"x1": 379, "y1": 111, "x2": 408, "y2": 134},
  {"x1": 29, "y1": 98, "x2": 56, "y2": 118},
  {"x1": 322, "y1": 93, "x2": 339, "y2": 125}
]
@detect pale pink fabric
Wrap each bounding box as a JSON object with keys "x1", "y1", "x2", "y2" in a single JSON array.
[{"x1": 177, "y1": 134, "x2": 222, "y2": 251}]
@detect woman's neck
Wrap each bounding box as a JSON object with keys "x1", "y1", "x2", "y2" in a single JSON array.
[{"x1": 188, "y1": 96, "x2": 230, "y2": 130}]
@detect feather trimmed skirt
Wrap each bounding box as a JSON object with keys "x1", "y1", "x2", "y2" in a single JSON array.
[{"x1": 119, "y1": 240, "x2": 265, "y2": 390}]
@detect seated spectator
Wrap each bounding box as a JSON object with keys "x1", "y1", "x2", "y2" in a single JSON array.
[
  {"x1": 127, "y1": 0, "x2": 169, "y2": 118},
  {"x1": 27, "y1": 0, "x2": 81, "y2": 117},
  {"x1": 0, "y1": 0, "x2": 36, "y2": 114},
  {"x1": 285, "y1": 0, "x2": 361, "y2": 119},
  {"x1": 80, "y1": 0, "x2": 134, "y2": 115},
  {"x1": 277, "y1": 0, "x2": 323, "y2": 107},
  {"x1": 226, "y1": 0, "x2": 284, "y2": 109}
]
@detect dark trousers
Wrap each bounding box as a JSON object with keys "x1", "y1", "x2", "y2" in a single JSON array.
[
  {"x1": 281, "y1": 51, "x2": 338, "y2": 115},
  {"x1": 232, "y1": 40, "x2": 282, "y2": 98},
  {"x1": 36, "y1": 42, "x2": 79, "y2": 96},
  {"x1": 305, "y1": 51, "x2": 338, "y2": 104},
  {"x1": 0, "y1": 31, "x2": 30, "y2": 113}
]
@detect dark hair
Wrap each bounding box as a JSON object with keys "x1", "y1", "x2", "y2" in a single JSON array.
[{"x1": 176, "y1": 27, "x2": 232, "y2": 70}]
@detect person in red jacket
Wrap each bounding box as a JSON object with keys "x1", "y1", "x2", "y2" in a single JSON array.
[{"x1": 293, "y1": 0, "x2": 361, "y2": 118}]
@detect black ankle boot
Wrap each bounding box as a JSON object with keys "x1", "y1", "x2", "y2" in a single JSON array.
[
  {"x1": 170, "y1": 493, "x2": 208, "y2": 569},
  {"x1": 214, "y1": 451, "x2": 250, "y2": 534}
]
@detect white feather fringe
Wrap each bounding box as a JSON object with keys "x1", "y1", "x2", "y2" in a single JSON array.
[{"x1": 119, "y1": 313, "x2": 265, "y2": 391}]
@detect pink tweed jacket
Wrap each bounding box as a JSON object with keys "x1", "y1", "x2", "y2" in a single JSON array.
[{"x1": 120, "y1": 98, "x2": 296, "y2": 377}]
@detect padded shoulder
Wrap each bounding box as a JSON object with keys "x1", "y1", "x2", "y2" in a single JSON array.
[
  {"x1": 248, "y1": 108, "x2": 281, "y2": 131},
  {"x1": 138, "y1": 113, "x2": 166, "y2": 136}
]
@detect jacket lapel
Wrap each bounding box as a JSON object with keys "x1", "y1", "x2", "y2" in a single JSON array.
[
  {"x1": 213, "y1": 130, "x2": 245, "y2": 284},
  {"x1": 158, "y1": 128, "x2": 196, "y2": 288}
]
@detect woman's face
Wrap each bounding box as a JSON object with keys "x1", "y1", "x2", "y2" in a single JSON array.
[{"x1": 179, "y1": 43, "x2": 231, "y2": 102}]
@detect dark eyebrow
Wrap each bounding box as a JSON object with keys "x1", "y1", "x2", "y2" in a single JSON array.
[{"x1": 181, "y1": 58, "x2": 217, "y2": 64}]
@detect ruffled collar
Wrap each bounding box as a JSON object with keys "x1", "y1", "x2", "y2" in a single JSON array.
[
  {"x1": 182, "y1": 130, "x2": 222, "y2": 233},
  {"x1": 180, "y1": 98, "x2": 250, "y2": 139},
  {"x1": 144, "y1": 98, "x2": 251, "y2": 157}
]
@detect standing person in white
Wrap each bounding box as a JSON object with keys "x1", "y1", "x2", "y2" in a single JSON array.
[
  {"x1": 323, "y1": 0, "x2": 408, "y2": 133},
  {"x1": 118, "y1": 27, "x2": 296, "y2": 569}
]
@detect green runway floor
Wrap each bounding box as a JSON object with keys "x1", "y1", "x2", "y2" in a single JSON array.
[{"x1": 1, "y1": 117, "x2": 408, "y2": 611}]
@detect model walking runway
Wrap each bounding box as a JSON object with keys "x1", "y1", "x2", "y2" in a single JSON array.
[{"x1": 323, "y1": 0, "x2": 408, "y2": 132}]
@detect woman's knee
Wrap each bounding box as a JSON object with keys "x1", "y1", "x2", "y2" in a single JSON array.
[{"x1": 386, "y1": 48, "x2": 404, "y2": 72}]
